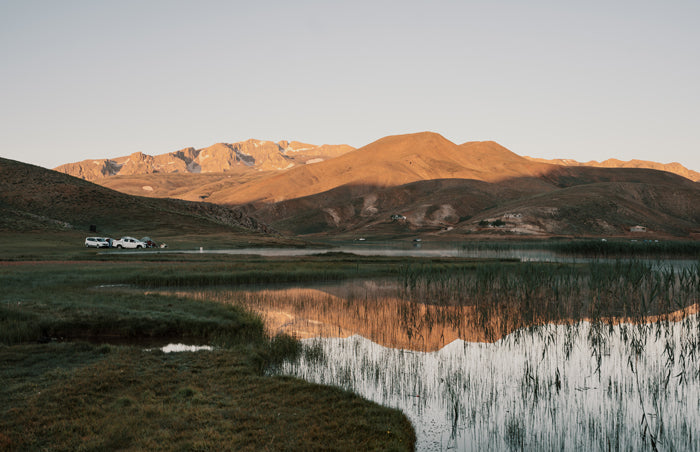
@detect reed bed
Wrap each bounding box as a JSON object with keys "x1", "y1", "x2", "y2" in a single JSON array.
[
  {"x1": 460, "y1": 239, "x2": 700, "y2": 258},
  {"x1": 284, "y1": 315, "x2": 700, "y2": 451},
  {"x1": 168, "y1": 259, "x2": 700, "y2": 451}
]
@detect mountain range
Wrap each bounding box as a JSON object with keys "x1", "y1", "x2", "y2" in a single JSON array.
[
  {"x1": 54, "y1": 140, "x2": 355, "y2": 180},
  {"x1": 37, "y1": 132, "x2": 700, "y2": 239},
  {"x1": 524, "y1": 156, "x2": 700, "y2": 182}
]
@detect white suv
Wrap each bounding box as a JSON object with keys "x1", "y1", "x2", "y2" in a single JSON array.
[
  {"x1": 85, "y1": 237, "x2": 110, "y2": 248},
  {"x1": 113, "y1": 237, "x2": 147, "y2": 249}
]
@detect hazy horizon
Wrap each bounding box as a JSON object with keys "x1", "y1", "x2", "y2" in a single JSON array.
[{"x1": 2, "y1": 1, "x2": 698, "y2": 171}]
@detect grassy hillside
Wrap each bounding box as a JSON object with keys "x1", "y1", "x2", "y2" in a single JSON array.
[{"x1": 0, "y1": 157, "x2": 289, "y2": 247}]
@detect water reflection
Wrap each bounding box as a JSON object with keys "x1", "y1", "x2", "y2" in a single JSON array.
[
  {"x1": 158, "y1": 261, "x2": 700, "y2": 451},
  {"x1": 116, "y1": 243, "x2": 699, "y2": 269},
  {"x1": 283, "y1": 317, "x2": 700, "y2": 451},
  {"x1": 230, "y1": 280, "x2": 496, "y2": 351}
]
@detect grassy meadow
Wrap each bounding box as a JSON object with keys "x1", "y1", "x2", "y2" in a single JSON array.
[
  {"x1": 0, "y1": 236, "x2": 417, "y2": 451},
  {"x1": 3, "y1": 230, "x2": 699, "y2": 450}
]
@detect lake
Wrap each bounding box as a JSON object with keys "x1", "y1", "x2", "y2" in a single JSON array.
[
  {"x1": 166, "y1": 261, "x2": 700, "y2": 451},
  {"x1": 116, "y1": 240, "x2": 699, "y2": 270}
]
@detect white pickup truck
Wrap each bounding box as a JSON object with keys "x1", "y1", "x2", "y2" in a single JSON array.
[{"x1": 112, "y1": 237, "x2": 147, "y2": 249}]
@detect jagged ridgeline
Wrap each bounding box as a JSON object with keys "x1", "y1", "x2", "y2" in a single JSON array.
[{"x1": 54, "y1": 139, "x2": 355, "y2": 180}]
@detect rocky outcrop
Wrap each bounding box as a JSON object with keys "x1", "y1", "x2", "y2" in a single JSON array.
[{"x1": 54, "y1": 140, "x2": 356, "y2": 181}]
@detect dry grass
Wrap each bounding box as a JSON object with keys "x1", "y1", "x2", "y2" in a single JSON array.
[
  {"x1": 0, "y1": 254, "x2": 417, "y2": 451},
  {"x1": 1, "y1": 344, "x2": 414, "y2": 451}
]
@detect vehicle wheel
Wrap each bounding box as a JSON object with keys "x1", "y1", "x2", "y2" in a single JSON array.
[
  {"x1": 117, "y1": 245, "x2": 122, "y2": 249},
  {"x1": 137, "y1": 245, "x2": 142, "y2": 249}
]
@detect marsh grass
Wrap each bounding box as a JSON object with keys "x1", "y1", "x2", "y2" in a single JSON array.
[
  {"x1": 0, "y1": 258, "x2": 418, "y2": 451},
  {"x1": 0, "y1": 257, "x2": 390, "y2": 345},
  {"x1": 170, "y1": 258, "x2": 700, "y2": 450},
  {"x1": 461, "y1": 238, "x2": 700, "y2": 258},
  {"x1": 7, "y1": 249, "x2": 697, "y2": 451},
  {"x1": 0, "y1": 343, "x2": 415, "y2": 451},
  {"x1": 398, "y1": 260, "x2": 700, "y2": 337}
]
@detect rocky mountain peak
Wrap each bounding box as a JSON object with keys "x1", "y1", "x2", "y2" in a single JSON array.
[{"x1": 54, "y1": 139, "x2": 356, "y2": 181}]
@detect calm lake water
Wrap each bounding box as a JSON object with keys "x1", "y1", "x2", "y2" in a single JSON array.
[
  {"x1": 282, "y1": 320, "x2": 700, "y2": 451},
  {"x1": 166, "y1": 269, "x2": 700, "y2": 451},
  {"x1": 119, "y1": 241, "x2": 699, "y2": 269}
]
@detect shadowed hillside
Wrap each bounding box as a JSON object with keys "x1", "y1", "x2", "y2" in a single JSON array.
[
  {"x1": 0, "y1": 157, "x2": 272, "y2": 238},
  {"x1": 206, "y1": 132, "x2": 557, "y2": 205},
  {"x1": 243, "y1": 170, "x2": 700, "y2": 238},
  {"x1": 47, "y1": 132, "x2": 700, "y2": 239},
  {"x1": 227, "y1": 135, "x2": 700, "y2": 238},
  {"x1": 525, "y1": 155, "x2": 700, "y2": 182}
]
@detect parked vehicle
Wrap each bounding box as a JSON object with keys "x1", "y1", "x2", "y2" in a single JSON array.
[
  {"x1": 112, "y1": 237, "x2": 147, "y2": 249},
  {"x1": 140, "y1": 237, "x2": 157, "y2": 248},
  {"x1": 85, "y1": 237, "x2": 110, "y2": 248}
]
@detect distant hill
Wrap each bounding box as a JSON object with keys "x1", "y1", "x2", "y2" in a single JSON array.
[
  {"x1": 49, "y1": 132, "x2": 700, "y2": 239},
  {"x1": 245, "y1": 166, "x2": 700, "y2": 238},
  {"x1": 224, "y1": 133, "x2": 700, "y2": 238},
  {"x1": 524, "y1": 156, "x2": 700, "y2": 182},
  {"x1": 0, "y1": 157, "x2": 272, "y2": 237},
  {"x1": 205, "y1": 133, "x2": 557, "y2": 205},
  {"x1": 54, "y1": 139, "x2": 355, "y2": 181}
]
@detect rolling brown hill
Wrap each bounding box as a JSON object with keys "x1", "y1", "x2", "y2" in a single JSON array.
[
  {"x1": 243, "y1": 170, "x2": 700, "y2": 237},
  {"x1": 219, "y1": 133, "x2": 700, "y2": 238},
  {"x1": 50, "y1": 131, "x2": 700, "y2": 239},
  {"x1": 94, "y1": 171, "x2": 271, "y2": 202},
  {"x1": 206, "y1": 132, "x2": 558, "y2": 205},
  {"x1": 244, "y1": 168, "x2": 700, "y2": 238}
]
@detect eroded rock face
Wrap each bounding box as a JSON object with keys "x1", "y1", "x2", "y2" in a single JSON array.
[{"x1": 54, "y1": 140, "x2": 355, "y2": 181}]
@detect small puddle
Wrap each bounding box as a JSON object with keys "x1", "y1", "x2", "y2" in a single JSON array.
[{"x1": 147, "y1": 343, "x2": 214, "y2": 353}]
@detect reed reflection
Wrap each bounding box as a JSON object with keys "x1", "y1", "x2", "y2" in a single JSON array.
[
  {"x1": 153, "y1": 260, "x2": 700, "y2": 451},
  {"x1": 172, "y1": 260, "x2": 700, "y2": 353}
]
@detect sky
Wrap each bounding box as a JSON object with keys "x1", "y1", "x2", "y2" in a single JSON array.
[{"x1": 1, "y1": 1, "x2": 699, "y2": 171}]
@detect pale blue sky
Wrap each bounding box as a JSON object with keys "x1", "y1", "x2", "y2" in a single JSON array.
[{"x1": 1, "y1": 1, "x2": 699, "y2": 171}]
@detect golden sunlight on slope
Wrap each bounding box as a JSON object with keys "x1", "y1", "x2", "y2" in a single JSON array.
[
  {"x1": 524, "y1": 156, "x2": 700, "y2": 182},
  {"x1": 211, "y1": 132, "x2": 557, "y2": 205}
]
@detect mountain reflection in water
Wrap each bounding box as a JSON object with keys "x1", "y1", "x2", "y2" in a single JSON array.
[
  {"x1": 159, "y1": 263, "x2": 700, "y2": 451},
  {"x1": 234, "y1": 280, "x2": 493, "y2": 352},
  {"x1": 196, "y1": 279, "x2": 700, "y2": 451},
  {"x1": 177, "y1": 277, "x2": 699, "y2": 353}
]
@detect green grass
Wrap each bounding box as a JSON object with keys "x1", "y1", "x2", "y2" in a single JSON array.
[
  {"x1": 460, "y1": 238, "x2": 700, "y2": 258},
  {"x1": 7, "y1": 230, "x2": 695, "y2": 450},
  {"x1": 0, "y1": 344, "x2": 414, "y2": 451},
  {"x1": 0, "y1": 253, "x2": 417, "y2": 451},
  {"x1": 0, "y1": 231, "x2": 307, "y2": 261}
]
